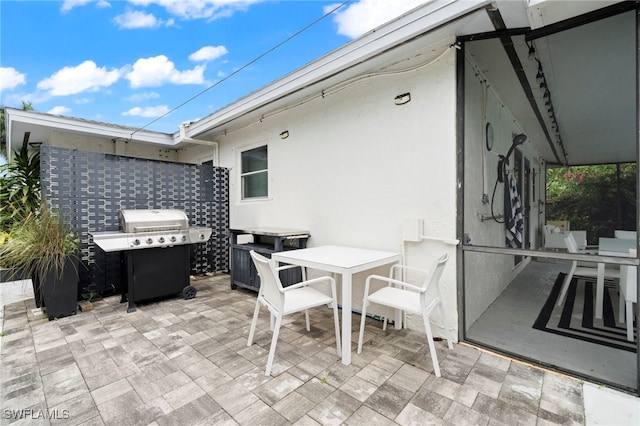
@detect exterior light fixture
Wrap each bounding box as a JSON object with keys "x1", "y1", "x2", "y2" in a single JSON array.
[
  {"x1": 394, "y1": 92, "x2": 411, "y2": 105},
  {"x1": 279, "y1": 131, "x2": 289, "y2": 139}
]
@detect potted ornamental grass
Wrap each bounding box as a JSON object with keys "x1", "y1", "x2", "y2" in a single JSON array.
[{"x1": 0, "y1": 205, "x2": 80, "y2": 320}]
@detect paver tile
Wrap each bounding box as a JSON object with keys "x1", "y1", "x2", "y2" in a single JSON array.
[{"x1": 0, "y1": 275, "x2": 629, "y2": 426}]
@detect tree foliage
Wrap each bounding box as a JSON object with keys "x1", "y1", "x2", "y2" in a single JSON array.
[{"x1": 546, "y1": 164, "x2": 637, "y2": 244}]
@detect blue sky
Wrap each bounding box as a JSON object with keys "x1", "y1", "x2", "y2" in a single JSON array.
[{"x1": 1, "y1": 0, "x2": 427, "y2": 133}]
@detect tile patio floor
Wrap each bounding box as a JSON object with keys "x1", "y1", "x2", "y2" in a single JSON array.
[{"x1": 0, "y1": 275, "x2": 632, "y2": 425}]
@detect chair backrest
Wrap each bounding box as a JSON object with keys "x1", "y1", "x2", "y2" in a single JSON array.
[
  {"x1": 249, "y1": 251, "x2": 283, "y2": 308},
  {"x1": 564, "y1": 233, "x2": 579, "y2": 253},
  {"x1": 615, "y1": 230, "x2": 637, "y2": 240},
  {"x1": 421, "y1": 253, "x2": 449, "y2": 292}
]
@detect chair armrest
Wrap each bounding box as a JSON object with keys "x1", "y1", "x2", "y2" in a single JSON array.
[{"x1": 365, "y1": 274, "x2": 423, "y2": 293}]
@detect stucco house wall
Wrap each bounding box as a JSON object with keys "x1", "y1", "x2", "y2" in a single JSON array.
[
  {"x1": 49, "y1": 131, "x2": 182, "y2": 162},
  {"x1": 215, "y1": 48, "x2": 459, "y2": 337},
  {"x1": 49, "y1": 130, "x2": 219, "y2": 165}
]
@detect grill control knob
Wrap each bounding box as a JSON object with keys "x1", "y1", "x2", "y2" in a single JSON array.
[
  {"x1": 181, "y1": 235, "x2": 187, "y2": 242},
  {"x1": 133, "y1": 239, "x2": 141, "y2": 246},
  {"x1": 146, "y1": 238, "x2": 153, "y2": 245},
  {"x1": 158, "y1": 237, "x2": 165, "y2": 243},
  {"x1": 199, "y1": 234, "x2": 206, "y2": 240},
  {"x1": 170, "y1": 236, "x2": 177, "y2": 243}
]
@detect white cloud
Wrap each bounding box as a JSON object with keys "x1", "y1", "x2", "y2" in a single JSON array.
[
  {"x1": 0, "y1": 67, "x2": 27, "y2": 92},
  {"x1": 48, "y1": 106, "x2": 72, "y2": 115},
  {"x1": 124, "y1": 91, "x2": 160, "y2": 102},
  {"x1": 125, "y1": 55, "x2": 206, "y2": 88},
  {"x1": 61, "y1": 0, "x2": 110, "y2": 13},
  {"x1": 122, "y1": 105, "x2": 170, "y2": 117},
  {"x1": 328, "y1": 0, "x2": 431, "y2": 39},
  {"x1": 37, "y1": 61, "x2": 122, "y2": 96},
  {"x1": 189, "y1": 45, "x2": 228, "y2": 62},
  {"x1": 113, "y1": 9, "x2": 174, "y2": 29},
  {"x1": 128, "y1": 0, "x2": 258, "y2": 21},
  {"x1": 114, "y1": 9, "x2": 160, "y2": 28}
]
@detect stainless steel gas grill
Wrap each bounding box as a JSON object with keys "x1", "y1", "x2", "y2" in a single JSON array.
[{"x1": 90, "y1": 209, "x2": 213, "y2": 312}]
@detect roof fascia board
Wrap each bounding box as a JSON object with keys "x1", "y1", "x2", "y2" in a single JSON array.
[
  {"x1": 6, "y1": 108, "x2": 174, "y2": 146},
  {"x1": 184, "y1": 0, "x2": 492, "y2": 138}
]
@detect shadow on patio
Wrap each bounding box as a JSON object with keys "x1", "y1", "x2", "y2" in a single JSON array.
[{"x1": 1, "y1": 275, "x2": 587, "y2": 425}]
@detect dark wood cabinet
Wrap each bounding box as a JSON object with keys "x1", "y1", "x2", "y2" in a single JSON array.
[{"x1": 229, "y1": 228, "x2": 310, "y2": 291}]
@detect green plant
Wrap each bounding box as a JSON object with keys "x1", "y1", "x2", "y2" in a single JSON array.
[
  {"x1": 0, "y1": 204, "x2": 79, "y2": 281},
  {"x1": 0, "y1": 143, "x2": 41, "y2": 232}
]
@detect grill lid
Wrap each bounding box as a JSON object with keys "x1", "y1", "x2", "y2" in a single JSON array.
[{"x1": 119, "y1": 209, "x2": 188, "y2": 233}]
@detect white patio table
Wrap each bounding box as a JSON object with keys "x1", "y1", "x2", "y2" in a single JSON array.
[
  {"x1": 595, "y1": 237, "x2": 636, "y2": 319},
  {"x1": 271, "y1": 245, "x2": 402, "y2": 365}
]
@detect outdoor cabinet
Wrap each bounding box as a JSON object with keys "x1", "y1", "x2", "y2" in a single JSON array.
[{"x1": 229, "y1": 228, "x2": 310, "y2": 291}]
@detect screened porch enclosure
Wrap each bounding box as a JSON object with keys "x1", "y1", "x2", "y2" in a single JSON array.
[{"x1": 459, "y1": 6, "x2": 639, "y2": 394}]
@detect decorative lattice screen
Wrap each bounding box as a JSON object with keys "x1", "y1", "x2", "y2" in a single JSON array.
[{"x1": 40, "y1": 146, "x2": 230, "y2": 297}]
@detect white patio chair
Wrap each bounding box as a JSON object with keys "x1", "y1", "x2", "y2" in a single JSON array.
[
  {"x1": 556, "y1": 233, "x2": 619, "y2": 307},
  {"x1": 618, "y1": 249, "x2": 637, "y2": 342},
  {"x1": 247, "y1": 250, "x2": 341, "y2": 376},
  {"x1": 357, "y1": 253, "x2": 454, "y2": 377},
  {"x1": 614, "y1": 230, "x2": 637, "y2": 240}
]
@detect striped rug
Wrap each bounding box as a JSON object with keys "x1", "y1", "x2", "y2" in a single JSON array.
[{"x1": 533, "y1": 273, "x2": 636, "y2": 352}]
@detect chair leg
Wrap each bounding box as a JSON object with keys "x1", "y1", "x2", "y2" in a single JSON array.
[
  {"x1": 437, "y1": 301, "x2": 454, "y2": 349},
  {"x1": 265, "y1": 314, "x2": 283, "y2": 376},
  {"x1": 557, "y1": 263, "x2": 577, "y2": 307},
  {"x1": 332, "y1": 302, "x2": 341, "y2": 357},
  {"x1": 422, "y1": 313, "x2": 442, "y2": 377},
  {"x1": 247, "y1": 299, "x2": 261, "y2": 347},
  {"x1": 619, "y1": 289, "x2": 625, "y2": 323},
  {"x1": 357, "y1": 299, "x2": 368, "y2": 354},
  {"x1": 305, "y1": 310, "x2": 310, "y2": 332},
  {"x1": 625, "y1": 300, "x2": 634, "y2": 342}
]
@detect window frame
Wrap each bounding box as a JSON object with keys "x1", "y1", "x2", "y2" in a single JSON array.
[{"x1": 239, "y1": 144, "x2": 269, "y2": 201}]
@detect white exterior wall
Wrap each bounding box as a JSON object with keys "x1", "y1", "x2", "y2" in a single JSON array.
[
  {"x1": 48, "y1": 131, "x2": 182, "y2": 162},
  {"x1": 463, "y1": 57, "x2": 544, "y2": 326},
  {"x1": 217, "y1": 50, "x2": 459, "y2": 338}
]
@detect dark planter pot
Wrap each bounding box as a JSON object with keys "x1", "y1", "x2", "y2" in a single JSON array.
[{"x1": 34, "y1": 256, "x2": 79, "y2": 320}]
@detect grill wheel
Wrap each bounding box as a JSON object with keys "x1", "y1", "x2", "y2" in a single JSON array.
[{"x1": 181, "y1": 285, "x2": 197, "y2": 300}]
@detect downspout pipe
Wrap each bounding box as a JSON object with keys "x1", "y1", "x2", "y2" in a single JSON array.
[{"x1": 179, "y1": 122, "x2": 219, "y2": 166}]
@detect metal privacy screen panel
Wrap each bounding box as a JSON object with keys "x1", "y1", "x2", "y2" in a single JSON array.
[{"x1": 40, "y1": 146, "x2": 230, "y2": 297}]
